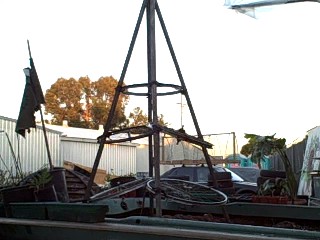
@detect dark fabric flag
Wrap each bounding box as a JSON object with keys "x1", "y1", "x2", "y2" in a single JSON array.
[
  {"x1": 29, "y1": 57, "x2": 45, "y2": 109},
  {"x1": 15, "y1": 58, "x2": 46, "y2": 137}
]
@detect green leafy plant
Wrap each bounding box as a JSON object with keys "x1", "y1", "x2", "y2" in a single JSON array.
[
  {"x1": 241, "y1": 133, "x2": 298, "y2": 201},
  {"x1": 30, "y1": 167, "x2": 53, "y2": 191},
  {"x1": 258, "y1": 178, "x2": 290, "y2": 197}
]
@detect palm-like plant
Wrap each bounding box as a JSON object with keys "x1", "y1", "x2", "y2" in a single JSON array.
[{"x1": 241, "y1": 133, "x2": 298, "y2": 201}]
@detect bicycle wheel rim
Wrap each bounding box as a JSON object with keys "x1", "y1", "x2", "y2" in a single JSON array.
[{"x1": 146, "y1": 178, "x2": 228, "y2": 206}]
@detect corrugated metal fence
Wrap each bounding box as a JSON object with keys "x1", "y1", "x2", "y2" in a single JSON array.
[
  {"x1": 0, "y1": 116, "x2": 138, "y2": 177},
  {"x1": 0, "y1": 116, "x2": 61, "y2": 175},
  {"x1": 61, "y1": 137, "x2": 137, "y2": 176}
]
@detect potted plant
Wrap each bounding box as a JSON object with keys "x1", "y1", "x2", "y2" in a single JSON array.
[
  {"x1": 241, "y1": 133, "x2": 298, "y2": 203},
  {"x1": 30, "y1": 167, "x2": 58, "y2": 202},
  {"x1": 254, "y1": 177, "x2": 289, "y2": 204}
]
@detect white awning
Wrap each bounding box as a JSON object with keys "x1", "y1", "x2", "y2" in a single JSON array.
[{"x1": 224, "y1": 0, "x2": 320, "y2": 18}]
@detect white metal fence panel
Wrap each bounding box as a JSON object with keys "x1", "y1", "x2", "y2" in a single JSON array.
[
  {"x1": 61, "y1": 137, "x2": 137, "y2": 176},
  {"x1": 0, "y1": 116, "x2": 61, "y2": 175}
]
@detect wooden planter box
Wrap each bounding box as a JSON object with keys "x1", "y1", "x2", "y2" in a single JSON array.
[
  {"x1": 34, "y1": 185, "x2": 58, "y2": 202},
  {"x1": 0, "y1": 185, "x2": 36, "y2": 203},
  {"x1": 0, "y1": 185, "x2": 36, "y2": 217}
]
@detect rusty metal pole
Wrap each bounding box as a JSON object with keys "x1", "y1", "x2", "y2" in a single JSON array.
[{"x1": 147, "y1": 0, "x2": 161, "y2": 216}]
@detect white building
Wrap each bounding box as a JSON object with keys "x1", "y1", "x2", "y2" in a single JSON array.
[{"x1": 1, "y1": 115, "x2": 215, "y2": 181}]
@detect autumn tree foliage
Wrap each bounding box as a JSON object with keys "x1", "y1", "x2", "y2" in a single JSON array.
[
  {"x1": 45, "y1": 77, "x2": 84, "y2": 127},
  {"x1": 44, "y1": 76, "x2": 168, "y2": 129},
  {"x1": 128, "y1": 107, "x2": 147, "y2": 127},
  {"x1": 128, "y1": 107, "x2": 167, "y2": 127},
  {"x1": 44, "y1": 76, "x2": 129, "y2": 129},
  {"x1": 90, "y1": 76, "x2": 129, "y2": 129}
]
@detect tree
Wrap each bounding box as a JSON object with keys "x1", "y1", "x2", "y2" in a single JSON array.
[
  {"x1": 45, "y1": 76, "x2": 168, "y2": 129},
  {"x1": 44, "y1": 76, "x2": 129, "y2": 129},
  {"x1": 128, "y1": 107, "x2": 168, "y2": 127},
  {"x1": 90, "y1": 76, "x2": 129, "y2": 129},
  {"x1": 158, "y1": 113, "x2": 168, "y2": 126},
  {"x1": 241, "y1": 133, "x2": 298, "y2": 200},
  {"x1": 45, "y1": 78, "x2": 84, "y2": 127},
  {"x1": 128, "y1": 107, "x2": 147, "y2": 127}
]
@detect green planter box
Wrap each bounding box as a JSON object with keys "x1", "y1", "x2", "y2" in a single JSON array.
[
  {"x1": 0, "y1": 203, "x2": 5, "y2": 217},
  {"x1": 10, "y1": 203, "x2": 47, "y2": 220},
  {"x1": 46, "y1": 203, "x2": 108, "y2": 223}
]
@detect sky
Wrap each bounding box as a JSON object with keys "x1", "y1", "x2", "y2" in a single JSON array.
[{"x1": 1, "y1": 0, "x2": 320, "y2": 156}]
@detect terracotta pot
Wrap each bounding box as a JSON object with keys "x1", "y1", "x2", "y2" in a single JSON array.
[
  {"x1": 252, "y1": 195, "x2": 270, "y2": 203},
  {"x1": 252, "y1": 195, "x2": 288, "y2": 204},
  {"x1": 252, "y1": 195, "x2": 261, "y2": 203},
  {"x1": 267, "y1": 196, "x2": 279, "y2": 204},
  {"x1": 279, "y1": 196, "x2": 288, "y2": 204}
]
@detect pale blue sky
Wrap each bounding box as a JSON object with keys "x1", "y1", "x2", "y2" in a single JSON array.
[{"x1": 1, "y1": 0, "x2": 320, "y2": 154}]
